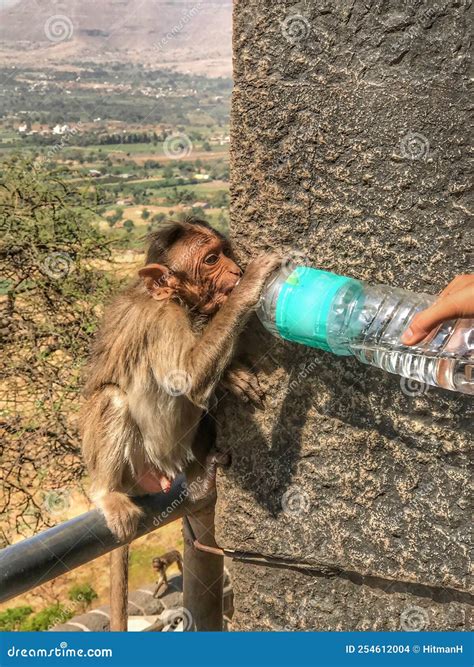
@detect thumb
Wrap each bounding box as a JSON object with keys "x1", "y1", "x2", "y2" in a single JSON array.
[{"x1": 401, "y1": 294, "x2": 465, "y2": 345}]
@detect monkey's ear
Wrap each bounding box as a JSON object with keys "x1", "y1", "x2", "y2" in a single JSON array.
[{"x1": 138, "y1": 264, "x2": 177, "y2": 300}]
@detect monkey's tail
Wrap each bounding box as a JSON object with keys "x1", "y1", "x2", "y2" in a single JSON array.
[{"x1": 110, "y1": 545, "x2": 129, "y2": 631}]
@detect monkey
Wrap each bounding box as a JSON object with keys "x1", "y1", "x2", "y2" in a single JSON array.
[
  {"x1": 80, "y1": 217, "x2": 279, "y2": 539},
  {"x1": 79, "y1": 218, "x2": 279, "y2": 628},
  {"x1": 152, "y1": 549, "x2": 183, "y2": 598}
]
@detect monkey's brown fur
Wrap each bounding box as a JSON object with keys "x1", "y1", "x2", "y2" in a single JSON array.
[
  {"x1": 152, "y1": 549, "x2": 183, "y2": 597},
  {"x1": 80, "y1": 218, "x2": 280, "y2": 542}
]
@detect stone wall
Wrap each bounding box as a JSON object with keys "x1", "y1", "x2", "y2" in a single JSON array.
[{"x1": 214, "y1": 0, "x2": 472, "y2": 631}]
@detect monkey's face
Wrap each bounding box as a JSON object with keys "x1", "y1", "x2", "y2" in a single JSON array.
[
  {"x1": 152, "y1": 557, "x2": 165, "y2": 571},
  {"x1": 167, "y1": 229, "x2": 242, "y2": 314},
  {"x1": 139, "y1": 226, "x2": 242, "y2": 314}
]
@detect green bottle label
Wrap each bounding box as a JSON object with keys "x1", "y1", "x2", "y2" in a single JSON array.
[{"x1": 274, "y1": 267, "x2": 357, "y2": 353}]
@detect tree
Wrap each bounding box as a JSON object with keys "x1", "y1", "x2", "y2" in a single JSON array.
[
  {"x1": 141, "y1": 208, "x2": 150, "y2": 220},
  {"x1": 0, "y1": 156, "x2": 120, "y2": 541},
  {"x1": 123, "y1": 219, "x2": 135, "y2": 233},
  {"x1": 151, "y1": 212, "x2": 166, "y2": 224},
  {"x1": 108, "y1": 207, "x2": 124, "y2": 225}
]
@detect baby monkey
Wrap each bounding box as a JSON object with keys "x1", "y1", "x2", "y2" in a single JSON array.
[
  {"x1": 152, "y1": 549, "x2": 183, "y2": 597},
  {"x1": 80, "y1": 217, "x2": 280, "y2": 541}
]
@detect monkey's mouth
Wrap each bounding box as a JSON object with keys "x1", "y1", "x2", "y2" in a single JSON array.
[{"x1": 222, "y1": 283, "x2": 238, "y2": 296}]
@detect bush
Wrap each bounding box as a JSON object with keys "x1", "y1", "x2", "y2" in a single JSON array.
[
  {"x1": 0, "y1": 606, "x2": 33, "y2": 631},
  {"x1": 68, "y1": 583, "x2": 98, "y2": 606},
  {"x1": 20, "y1": 604, "x2": 73, "y2": 632}
]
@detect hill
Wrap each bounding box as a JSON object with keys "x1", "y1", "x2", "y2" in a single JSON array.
[{"x1": 0, "y1": 0, "x2": 232, "y2": 77}]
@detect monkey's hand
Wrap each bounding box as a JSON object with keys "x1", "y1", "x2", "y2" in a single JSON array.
[
  {"x1": 232, "y1": 253, "x2": 282, "y2": 308},
  {"x1": 220, "y1": 364, "x2": 264, "y2": 409}
]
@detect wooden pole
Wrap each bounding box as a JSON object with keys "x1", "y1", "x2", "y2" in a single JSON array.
[
  {"x1": 183, "y1": 502, "x2": 223, "y2": 631},
  {"x1": 110, "y1": 545, "x2": 129, "y2": 631}
]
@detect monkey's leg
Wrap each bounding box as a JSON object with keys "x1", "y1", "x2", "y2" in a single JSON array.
[
  {"x1": 152, "y1": 573, "x2": 165, "y2": 598},
  {"x1": 110, "y1": 545, "x2": 129, "y2": 631},
  {"x1": 84, "y1": 386, "x2": 145, "y2": 542},
  {"x1": 100, "y1": 492, "x2": 144, "y2": 543}
]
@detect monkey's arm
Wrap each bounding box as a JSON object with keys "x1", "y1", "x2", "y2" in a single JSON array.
[{"x1": 182, "y1": 254, "x2": 280, "y2": 407}]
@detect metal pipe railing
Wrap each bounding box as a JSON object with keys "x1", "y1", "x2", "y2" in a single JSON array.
[{"x1": 0, "y1": 476, "x2": 208, "y2": 604}]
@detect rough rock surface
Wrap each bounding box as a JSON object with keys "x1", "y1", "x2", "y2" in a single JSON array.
[{"x1": 215, "y1": 0, "x2": 473, "y2": 631}]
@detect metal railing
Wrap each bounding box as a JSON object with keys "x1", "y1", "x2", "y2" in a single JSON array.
[{"x1": 0, "y1": 476, "x2": 224, "y2": 630}]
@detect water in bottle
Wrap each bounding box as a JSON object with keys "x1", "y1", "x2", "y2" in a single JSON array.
[{"x1": 257, "y1": 266, "x2": 473, "y2": 395}]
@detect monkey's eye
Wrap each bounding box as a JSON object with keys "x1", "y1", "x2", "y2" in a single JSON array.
[{"x1": 204, "y1": 253, "x2": 219, "y2": 265}]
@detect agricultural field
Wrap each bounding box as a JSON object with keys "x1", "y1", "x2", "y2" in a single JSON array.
[{"x1": 0, "y1": 62, "x2": 231, "y2": 243}]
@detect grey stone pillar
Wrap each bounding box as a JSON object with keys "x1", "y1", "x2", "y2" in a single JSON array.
[{"x1": 215, "y1": 0, "x2": 472, "y2": 631}]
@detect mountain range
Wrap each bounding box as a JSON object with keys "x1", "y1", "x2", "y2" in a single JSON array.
[{"x1": 0, "y1": 0, "x2": 232, "y2": 76}]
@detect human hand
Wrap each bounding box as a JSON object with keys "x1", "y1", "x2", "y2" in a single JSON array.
[{"x1": 402, "y1": 274, "x2": 474, "y2": 346}]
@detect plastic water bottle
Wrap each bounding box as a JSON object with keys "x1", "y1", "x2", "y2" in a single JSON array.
[{"x1": 257, "y1": 266, "x2": 473, "y2": 395}]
